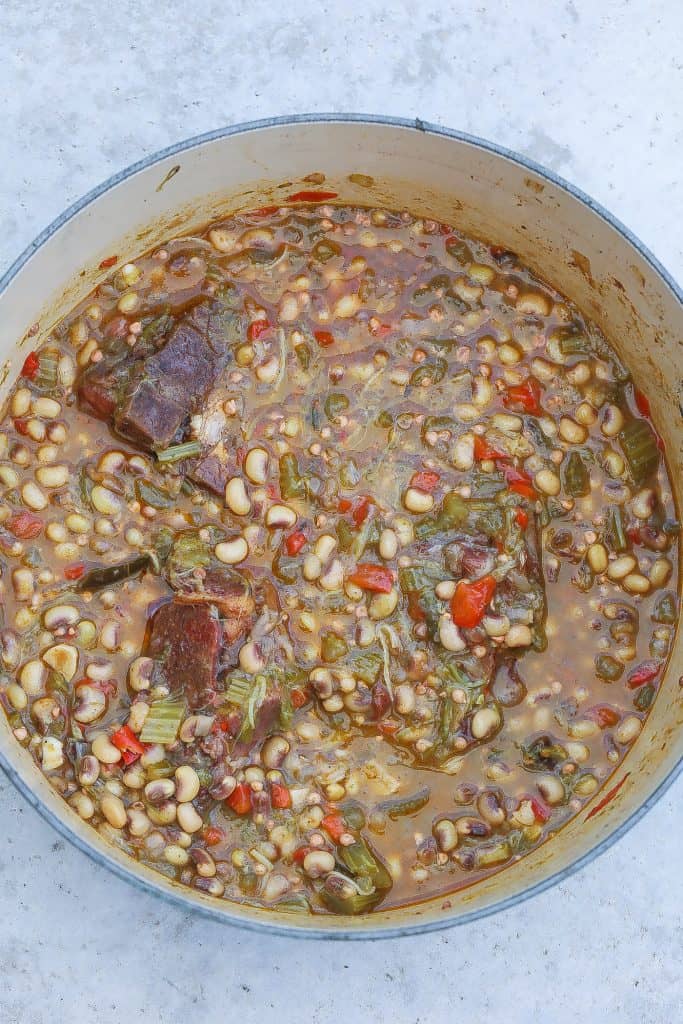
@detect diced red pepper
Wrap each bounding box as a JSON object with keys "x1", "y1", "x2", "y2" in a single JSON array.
[
  {"x1": 368, "y1": 321, "x2": 392, "y2": 338},
  {"x1": 626, "y1": 660, "x2": 660, "y2": 689},
  {"x1": 226, "y1": 783, "x2": 252, "y2": 815},
  {"x1": 586, "y1": 704, "x2": 620, "y2": 729},
  {"x1": 104, "y1": 316, "x2": 129, "y2": 339},
  {"x1": 514, "y1": 508, "x2": 529, "y2": 529},
  {"x1": 338, "y1": 496, "x2": 372, "y2": 526},
  {"x1": 250, "y1": 205, "x2": 279, "y2": 218},
  {"x1": 503, "y1": 378, "x2": 543, "y2": 415},
  {"x1": 98, "y1": 255, "x2": 118, "y2": 270},
  {"x1": 314, "y1": 330, "x2": 335, "y2": 347},
  {"x1": 410, "y1": 470, "x2": 440, "y2": 493},
  {"x1": 351, "y1": 495, "x2": 371, "y2": 526},
  {"x1": 247, "y1": 319, "x2": 270, "y2": 342},
  {"x1": 6, "y1": 511, "x2": 43, "y2": 539},
  {"x1": 450, "y1": 575, "x2": 496, "y2": 629},
  {"x1": 503, "y1": 465, "x2": 536, "y2": 500},
  {"x1": 529, "y1": 796, "x2": 551, "y2": 823},
  {"x1": 348, "y1": 563, "x2": 394, "y2": 593},
  {"x1": 290, "y1": 687, "x2": 309, "y2": 709},
  {"x1": 13, "y1": 418, "x2": 29, "y2": 435},
  {"x1": 110, "y1": 724, "x2": 145, "y2": 765},
  {"x1": 20, "y1": 352, "x2": 40, "y2": 380},
  {"x1": 285, "y1": 530, "x2": 307, "y2": 556},
  {"x1": 203, "y1": 826, "x2": 225, "y2": 846},
  {"x1": 287, "y1": 190, "x2": 338, "y2": 202},
  {"x1": 292, "y1": 845, "x2": 311, "y2": 864},
  {"x1": 64, "y1": 563, "x2": 85, "y2": 581},
  {"x1": 211, "y1": 715, "x2": 231, "y2": 733},
  {"x1": 321, "y1": 813, "x2": 346, "y2": 843},
  {"x1": 634, "y1": 389, "x2": 651, "y2": 418},
  {"x1": 270, "y1": 782, "x2": 292, "y2": 809},
  {"x1": 473, "y1": 435, "x2": 509, "y2": 461}
]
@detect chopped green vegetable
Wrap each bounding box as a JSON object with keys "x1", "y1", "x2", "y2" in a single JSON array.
[
  {"x1": 236, "y1": 675, "x2": 267, "y2": 740},
  {"x1": 378, "y1": 787, "x2": 431, "y2": 820},
  {"x1": 135, "y1": 479, "x2": 173, "y2": 509},
  {"x1": 321, "y1": 631, "x2": 349, "y2": 663},
  {"x1": 77, "y1": 554, "x2": 150, "y2": 591},
  {"x1": 350, "y1": 651, "x2": 383, "y2": 684},
  {"x1": 338, "y1": 837, "x2": 392, "y2": 891},
  {"x1": 594, "y1": 654, "x2": 624, "y2": 682},
  {"x1": 563, "y1": 451, "x2": 590, "y2": 496},
  {"x1": 279, "y1": 453, "x2": 306, "y2": 501},
  {"x1": 156, "y1": 440, "x2": 203, "y2": 463},
  {"x1": 140, "y1": 700, "x2": 185, "y2": 745},
  {"x1": 34, "y1": 348, "x2": 60, "y2": 391},
  {"x1": 652, "y1": 591, "x2": 677, "y2": 624},
  {"x1": 225, "y1": 674, "x2": 254, "y2": 707},
  {"x1": 605, "y1": 507, "x2": 628, "y2": 553},
  {"x1": 634, "y1": 685, "x2": 655, "y2": 711},
  {"x1": 620, "y1": 419, "x2": 660, "y2": 484}
]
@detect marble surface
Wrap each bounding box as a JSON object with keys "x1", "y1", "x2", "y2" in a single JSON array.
[{"x1": 1, "y1": 1, "x2": 682, "y2": 1021}]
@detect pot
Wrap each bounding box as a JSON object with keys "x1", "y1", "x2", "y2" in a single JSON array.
[{"x1": 0, "y1": 114, "x2": 680, "y2": 938}]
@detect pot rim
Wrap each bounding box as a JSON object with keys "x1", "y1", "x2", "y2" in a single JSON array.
[{"x1": 0, "y1": 112, "x2": 681, "y2": 940}]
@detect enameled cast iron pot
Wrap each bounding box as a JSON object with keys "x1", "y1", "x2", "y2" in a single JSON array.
[{"x1": 0, "y1": 115, "x2": 681, "y2": 938}]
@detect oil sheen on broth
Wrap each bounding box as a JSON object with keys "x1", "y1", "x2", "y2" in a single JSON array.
[{"x1": 0, "y1": 199, "x2": 678, "y2": 916}]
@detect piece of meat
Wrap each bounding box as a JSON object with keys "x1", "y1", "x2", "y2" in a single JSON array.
[
  {"x1": 144, "y1": 599, "x2": 221, "y2": 710},
  {"x1": 78, "y1": 302, "x2": 231, "y2": 452},
  {"x1": 231, "y1": 691, "x2": 283, "y2": 758},
  {"x1": 173, "y1": 565, "x2": 255, "y2": 644},
  {"x1": 189, "y1": 445, "x2": 233, "y2": 495}
]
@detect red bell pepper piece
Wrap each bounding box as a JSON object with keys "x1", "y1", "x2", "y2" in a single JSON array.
[
  {"x1": 473, "y1": 435, "x2": 508, "y2": 461},
  {"x1": 270, "y1": 783, "x2": 292, "y2": 809},
  {"x1": 285, "y1": 530, "x2": 307, "y2": 556},
  {"x1": 290, "y1": 687, "x2": 309, "y2": 709},
  {"x1": 348, "y1": 563, "x2": 394, "y2": 594},
  {"x1": 410, "y1": 470, "x2": 440, "y2": 493},
  {"x1": 503, "y1": 378, "x2": 543, "y2": 415},
  {"x1": 368, "y1": 321, "x2": 392, "y2": 337},
  {"x1": 626, "y1": 660, "x2": 660, "y2": 689},
  {"x1": 321, "y1": 813, "x2": 347, "y2": 843},
  {"x1": 338, "y1": 498, "x2": 353, "y2": 513},
  {"x1": 406, "y1": 591, "x2": 426, "y2": 622},
  {"x1": 20, "y1": 352, "x2": 40, "y2": 380},
  {"x1": 514, "y1": 508, "x2": 529, "y2": 529},
  {"x1": 203, "y1": 826, "x2": 225, "y2": 846},
  {"x1": 64, "y1": 563, "x2": 85, "y2": 581},
  {"x1": 226, "y1": 783, "x2": 252, "y2": 815},
  {"x1": 450, "y1": 575, "x2": 496, "y2": 629},
  {"x1": 6, "y1": 511, "x2": 43, "y2": 539},
  {"x1": 586, "y1": 705, "x2": 620, "y2": 729},
  {"x1": 247, "y1": 319, "x2": 270, "y2": 342},
  {"x1": 292, "y1": 845, "x2": 311, "y2": 864},
  {"x1": 351, "y1": 496, "x2": 372, "y2": 526},
  {"x1": 529, "y1": 796, "x2": 550, "y2": 823},
  {"x1": 634, "y1": 389, "x2": 651, "y2": 418},
  {"x1": 111, "y1": 724, "x2": 145, "y2": 765},
  {"x1": 503, "y1": 464, "x2": 536, "y2": 500},
  {"x1": 314, "y1": 330, "x2": 335, "y2": 347},
  {"x1": 98, "y1": 254, "x2": 118, "y2": 270},
  {"x1": 250, "y1": 205, "x2": 279, "y2": 218},
  {"x1": 287, "y1": 190, "x2": 338, "y2": 202}
]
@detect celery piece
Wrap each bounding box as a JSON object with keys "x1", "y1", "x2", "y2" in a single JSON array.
[{"x1": 140, "y1": 700, "x2": 185, "y2": 745}]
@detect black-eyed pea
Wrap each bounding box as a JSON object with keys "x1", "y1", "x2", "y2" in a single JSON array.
[
  {"x1": 573, "y1": 774, "x2": 599, "y2": 796},
  {"x1": 192, "y1": 848, "x2": 217, "y2": 877},
  {"x1": 622, "y1": 573, "x2": 650, "y2": 595},
  {"x1": 69, "y1": 790, "x2": 95, "y2": 820},
  {"x1": 122, "y1": 764, "x2": 145, "y2": 789},
  {"x1": 369, "y1": 588, "x2": 399, "y2": 620},
  {"x1": 176, "y1": 802, "x2": 203, "y2": 834},
  {"x1": 127, "y1": 806, "x2": 152, "y2": 837},
  {"x1": 403, "y1": 487, "x2": 434, "y2": 513},
  {"x1": 5, "y1": 682, "x2": 27, "y2": 710},
  {"x1": 516, "y1": 291, "x2": 551, "y2": 316},
  {"x1": 144, "y1": 778, "x2": 175, "y2": 804},
  {"x1": 175, "y1": 765, "x2": 200, "y2": 803},
  {"x1": 649, "y1": 558, "x2": 672, "y2": 588},
  {"x1": 41, "y1": 736, "x2": 64, "y2": 771},
  {"x1": 261, "y1": 735, "x2": 291, "y2": 769},
  {"x1": 43, "y1": 643, "x2": 78, "y2": 681},
  {"x1": 91, "y1": 733, "x2": 121, "y2": 764},
  {"x1": 73, "y1": 683, "x2": 106, "y2": 724},
  {"x1": 615, "y1": 715, "x2": 642, "y2": 745},
  {"x1": 90, "y1": 485, "x2": 122, "y2": 516},
  {"x1": 19, "y1": 659, "x2": 47, "y2": 695},
  {"x1": 433, "y1": 818, "x2": 458, "y2": 852},
  {"x1": 601, "y1": 404, "x2": 624, "y2": 437},
  {"x1": 536, "y1": 774, "x2": 565, "y2": 805},
  {"x1": 534, "y1": 468, "x2": 561, "y2": 496},
  {"x1": 128, "y1": 655, "x2": 154, "y2": 692},
  {"x1": 147, "y1": 800, "x2": 177, "y2": 826},
  {"x1": 303, "y1": 850, "x2": 335, "y2": 878},
  {"x1": 607, "y1": 555, "x2": 637, "y2": 581},
  {"x1": 587, "y1": 543, "x2": 608, "y2": 574},
  {"x1": 164, "y1": 844, "x2": 190, "y2": 867},
  {"x1": 100, "y1": 793, "x2": 126, "y2": 828},
  {"x1": 471, "y1": 706, "x2": 501, "y2": 740},
  {"x1": 126, "y1": 701, "x2": 149, "y2": 734}
]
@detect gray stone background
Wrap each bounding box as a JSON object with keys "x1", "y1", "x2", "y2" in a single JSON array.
[{"x1": 0, "y1": 2, "x2": 681, "y2": 1021}]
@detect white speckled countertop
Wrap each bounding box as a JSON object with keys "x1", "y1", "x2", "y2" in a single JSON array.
[{"x1": 1, "y1": 2, "x2": 682, "y2": 1020}]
